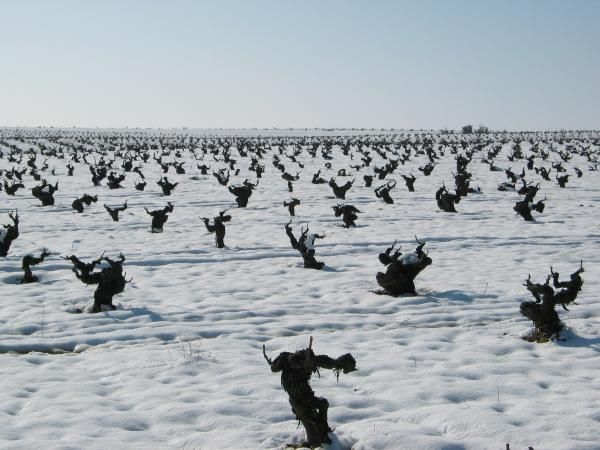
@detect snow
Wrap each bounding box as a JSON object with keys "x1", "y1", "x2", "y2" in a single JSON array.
[
  {"x1": 399, "y1": 253, "x2": 418, "y2": 266},
  {"x1": 1, "y1": 129, "x2": 599, "y2": 450}
]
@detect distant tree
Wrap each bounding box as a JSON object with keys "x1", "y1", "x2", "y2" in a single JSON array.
[
  {"x1": 476, "y1": 125, "x2": 490, "y2": 134},
  {"x1": 462, "y1": 125, "x2": 473, "y2": 134}
]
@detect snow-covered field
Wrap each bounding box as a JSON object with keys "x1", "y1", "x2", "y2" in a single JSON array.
[{"x1": 1, "y1": 129, "x2": 599, "y2": 450}]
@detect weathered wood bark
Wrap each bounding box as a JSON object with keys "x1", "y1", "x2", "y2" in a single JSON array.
[
  {"x1": 157, "y1": 176, "x2": 178, "y2": 196},
  {"x1": 264, "y1": 342, "x2": 357, "y2": 448},
  {"x1": 32, "y1": 180, "x2": 58, "y2": 206},
  {"x1": 521, "y1": 262, "x2": 584, "y2": 342},
  {"x1": 435, "y1": 185, "x2": 459, "y2": 213},
  {"x1": 228, "y1": 180, "x2": 257, "y2": 207},
  {"x1": 4, "y1": 180, "x2": 25, "y2": 195},
  {"x1": 104, "y1": 201, "x2": 128, "y2": 221},
  {"x1": 202, "y1": 211, "x2": 231, "y2": 248},
  {"x1": 376, "y1": 238, "x2": 432, "y2": 295},
  {"x1": 283, "y1": 198, "x2": 300, "y2": 216},
  {"x1": 107, "y1": 171, "x2": 125, "y2": 189},
  {"x1": 145, "y1": 202, "x2": 174, "y2": 232},
  {"x1": 329, "y1": 178, "x2": 354, "y2": 199},
  {"x1": 332, "y1": 204, "x2": 361, "y2": 228},
  {"x1": 21, "y1": 249, "x2": 51, "y2": 283},
  {"x1": 72, "y1": 194, "x2": 97, "y2": 213},
  {"x1": 69, "y1": 253, "x2": 130, "y2": 313},
  {"x1": 312, "y1": 170, "x2": 327, "y2": 184},
  {"x1": 285, "y1": 221, "x2": 325, "y2": 270},
  {"x1": 0, "y1": 211, "x2": 19, "y2": 256},
  {"x1": 375, "y1": 181, "x2": 396, "y2": 204},
  {"x1": 402, "y1": 174, "x2": 416, "y2": 192}
]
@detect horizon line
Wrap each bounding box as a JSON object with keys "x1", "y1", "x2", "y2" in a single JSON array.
[{"x1": 1, "y1": 126, "x2": 599, "y2": 133}]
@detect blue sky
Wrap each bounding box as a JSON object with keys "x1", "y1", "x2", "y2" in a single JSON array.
[{"x1": 1, "y1": 0, "x2": 598, "y2": 130}]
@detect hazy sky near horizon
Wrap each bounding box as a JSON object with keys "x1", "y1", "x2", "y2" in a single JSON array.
[{"x1": 1, "y1": 0, "x2": 598, "y2": 130}]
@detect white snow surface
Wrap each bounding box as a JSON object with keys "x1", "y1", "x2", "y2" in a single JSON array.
[
  {"x1": 399, "y1": 253, "x2": 419, "y2": 266},
  {"x1": 1, "y1": 129, "x2": 599, "y2": 450}
]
